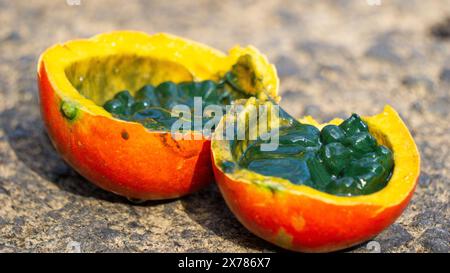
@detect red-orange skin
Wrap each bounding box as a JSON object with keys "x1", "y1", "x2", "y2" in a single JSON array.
[
  {"x1": 213, "y1": 163, "x2": 417, "y2": 252},
  {"x1": 39, "y1": 63, "x2": 213, "y2": 200}
]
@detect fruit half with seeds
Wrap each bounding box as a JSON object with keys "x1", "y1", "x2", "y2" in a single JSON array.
[
  {"x1": 38, "y1": 31, "x2": 279, "y2": 200},
  {"x1": 211, "y1": 99, "x2": 420, "y2": 252}
]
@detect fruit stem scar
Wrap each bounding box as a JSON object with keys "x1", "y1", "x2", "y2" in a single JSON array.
[{"x1": 60, "y1": 101, "x2": 78, "y2": 121}]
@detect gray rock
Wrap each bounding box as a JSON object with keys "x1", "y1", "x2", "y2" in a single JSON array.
[
  {"x1": 411, "y1": 210, "x2": 440, "y2": 229},
  {"x1": 280, "y1": 89, "x2": 309, "y2": 100},
  {"x1": 1, "y1": 31, "x2": 21, "y2": 42},
  {"x1": 418, "y1": 172, "x2": 432, "y2": 188},
  {"x1": 0, "y1": 183, "x2": 10, "y2": 196},
  {"x1": 364, "y1": 31, "x2": 415, "y2": 65},
  {"x1": 410, "y1": 101, "x2": 424, "y2": 113},
  {"x1": 439, "y1": 68, "x2": 450, "y2": 83},
  {"x1": 366, "y1": 42, "x2": 403, "y2": 64},
  {"x1": 302, "y1": 104, "x2": 322, "y2": 118},
  {"x1": 98, "y1": 227, "x2": 121, "y2": 240},
  {"x1": 419, "y1": 228, "x2": 450, "y2": 253},
  {"x1": 374, "y1": 224, "x2": 413, "y2": 252},
  {"x1": 275, "y1": 8, "x2": 299, "y2": 25},
  {"x1": 402, "y1": 75, "x2": 435, "y2": 92},
  {"x1": 429, "y1": 96, "x2": 450, "y2": 116},
  {"x1": 275, "y1": 55, "x2": 300, "y2": 78},
  {"x1": 296, "y1": 41, "x2": 348, "y2": 58},
  {"x1": 0, "y1": 245, "x2": 18, "y2": 253},
  {"x1": 430, "y1": 17, "x2": 450, "y2": 40}
]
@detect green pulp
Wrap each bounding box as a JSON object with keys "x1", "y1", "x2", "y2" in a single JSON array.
[
  {"x1": 102, "y1": 72, "x2": 248, "y2": 130},
  {"x1": 235, "y1": 113, "x2": 394, "y2": 196},
  {"x1": 102, "y1": 71, "x2": 393, "y2": 196}
]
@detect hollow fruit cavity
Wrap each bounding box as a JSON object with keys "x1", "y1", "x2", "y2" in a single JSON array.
[{"x1": 234, "y1": 110, "x2": 394, "y2": 196}]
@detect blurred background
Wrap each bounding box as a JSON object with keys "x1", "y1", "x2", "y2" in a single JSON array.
[{"x1": 0, "y1": 0, "x2": 449, "y2": 252}]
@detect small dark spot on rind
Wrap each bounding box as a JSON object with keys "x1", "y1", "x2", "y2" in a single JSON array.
[
  {"x1": 121, "y1": 130, "x2": 129, "y2": 140},
  {"x1": 160, "y1": 134, "x2": 169, "y2": 146},
  {"x1": 174, "y1": 139, "x2": 181, "y2": 150}
]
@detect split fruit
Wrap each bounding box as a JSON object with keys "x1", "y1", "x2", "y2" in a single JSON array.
[{"x1": 38, "y1": 31, "x2": 279, "y2": 200}]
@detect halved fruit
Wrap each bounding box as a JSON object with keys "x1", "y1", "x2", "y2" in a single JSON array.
[
  {"x1": 38, "y1": 31, "x2": 279, "y2": 200},
  {"x1": 211, "y1": 100, "x2": 420, "y2": 252}
]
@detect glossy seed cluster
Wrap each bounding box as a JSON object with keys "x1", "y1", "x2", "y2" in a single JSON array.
[
  {"x1": 102, "y1": 72, "x2": 247, "y2": 130},
  {"x1": 102, "y1": 72, "x2": 393, "y2": 196},
  {"x1": 238, "y1": 114, "x2": 394, "y2": 196}
]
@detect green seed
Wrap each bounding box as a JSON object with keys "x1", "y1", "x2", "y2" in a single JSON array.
[
  {"x1": 103, "y1": 99, "x2": 125, "y2": 115},
  {"x1": 319, "y1": 142, "x2": 351, "y2": 175},
  {"x1": 135, "y1": 85, "x2": 157, "y2": 103},
  {"x1": 343, "y1": 157, "x2": 379, "y2": 177},
  {"x1": 178, "y1": 82, "x2": 203, "y2": 97},
  {"x1": 239, "y1": 143, "x2": 308, "y2": 167},
  {"x1": 325, "y1": 177, "x2": 360, "y2": 196},
  {"x1": 357, "y1": 163, "x2": 386, "y2": 194},
  {"x1": 131, "y1": 100, "x2": 150, "y2": 114},
  {"x1": 204, "y1": 88, "x2": 221, "y2": 103},
  {"x1": 279, "y1": 124, "x2": 320, "y2": 147},
  {"x1": 344, "y1": 132, "x2": 377, "y2": 153},
  {"x1": 373, "y1": 145, "x2": 394, "y2": 182},
  {"x1": 200, "y1": 80, "x2": 218, "y2": 98},
  {"x1": 131, "y1": 109, "x2": 166, "y2": 121},
  {"x1": 114, "y1": 90, "x2": 134, "y2": 108},
  {"x1": 307, "y1": 156, "x2": 333, "y2": 190},
  {"x1": 339, "y1": 113, "x2": 368, "y2": 135},
  {"x1": 320, "y1": 125, "x2": 345, "y2": 144},
  {"x1": 156, "y1": 81, "x2": 178, "y2": 108},
  {"x1": 248, "y1": 158, "x2": 312, "y2": 186}
]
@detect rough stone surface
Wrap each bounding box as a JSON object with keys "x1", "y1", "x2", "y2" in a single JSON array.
[{"x1": 0, "y1": 0, "x2": 449, "y2": 253}]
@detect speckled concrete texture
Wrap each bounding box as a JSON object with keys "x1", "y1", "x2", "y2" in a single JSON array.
[{"x1": 0, "y1": 0, "x2": 449, "y2": 252}]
